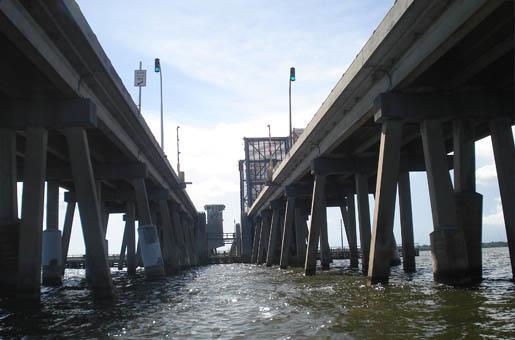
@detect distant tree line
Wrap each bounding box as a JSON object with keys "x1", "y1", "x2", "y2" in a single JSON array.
[{"x1": 418, "y1": 241, "x2": 508, "y2": 251}]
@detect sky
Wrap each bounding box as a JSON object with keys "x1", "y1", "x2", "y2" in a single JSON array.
[{"x1": 44, "y1": 0, "x2": 511, "y2": 254}]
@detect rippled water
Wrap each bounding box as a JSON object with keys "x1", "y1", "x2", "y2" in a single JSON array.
[{"x1": 0, "y1": 247, "x2": 514, "y2": 338}]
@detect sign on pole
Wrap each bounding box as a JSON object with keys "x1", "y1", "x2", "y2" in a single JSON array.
[{"x1": 134, "y1": 69, "x2": 147, "y2": 87}]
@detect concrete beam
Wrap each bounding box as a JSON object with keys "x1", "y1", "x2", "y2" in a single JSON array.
[
  {"x1": 374, "y1": 92, "x2": 511, "y2": 123},
  {"x1": 1, "y1": 99, "x2": 96, "y2": 129}
]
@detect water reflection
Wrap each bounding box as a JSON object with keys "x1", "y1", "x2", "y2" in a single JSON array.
[{"x1": 0, "y1": 248, "x2": 513, "y2": 338}]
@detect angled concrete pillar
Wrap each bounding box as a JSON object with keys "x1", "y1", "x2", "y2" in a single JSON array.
[
  {"x1": 305, "y1": 174, "x2": 327, "y2": 275},
  {"x1": 294, "y1": 206, "x2": 308, "y2": 267},
  {"x1": 133, "y1": 178, "x2": 165, "y2": 279},
  {"x1": 398, "y1": 172, "x2": 416, "y2": 273},
  {"x1": 266, "y1": 200, "x2": 283, "y2": 266},
  {"x1": 257, "y1": 209, "x2": 272, "y2": 264},
  {"x1": 251, "y1": 218, "x2": 261, "y2": 264},
  {"x1": 17, "y1": 128, "x2": 47, "y2": 300},
  {"x1": 65, "y1": 127, "x2": 112, "y2": 296},
  {"x1": 368, "y1": 120, "x2": 402, "y2": 285},
  {"x1": 280, "y1": 195, "x2": 296, "y2": 269},
  {"x1": 421, "y1": 120, "x2": 470, "y2": 285},
  {"x1": 355, "y1": 173, "x2": 371, "y2": 275},
  {"x1": 340, "y1": 195, "x2": 359, "y2": 268},
  {"x1": 61, "y1": 194, "x2": 76, "y2": 275},
  {"x1": 454, "y1": 120, "x2": 482, "y2": 282},
  {"x1": 489, "y1": 117, "x2": 514, "y2": 280},
  {"x1": 42, "y1": 180, "x2": 62, "y2": 286},
  {"x1": 159, "y1": 200, "x2": 180, "y2": 274}
]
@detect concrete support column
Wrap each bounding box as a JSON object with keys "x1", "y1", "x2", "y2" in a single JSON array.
[
  {"x1": 17, "y1": 128, "x2": 48, "y2": 300},
  {"x1": 65, "y1": 127, "x2": 112, "y2": 296},
  {"x1": 355, "y1": 173, "x2": 371, "y2": 275},
  {"x1": 340, "y1": 195, "x2": 359, "y2": 268},
  {"x1": 251, "y1": 218, "x2": 261, "y2": 264},
  {"x1": 266, "y1": 200, "x2": 283, "y2": 266},
  {"x1": 489, "y1": 117, "x2": 514, "y2": 280},
  {"x1": 170, "y1": 206, "x2": 190, "y2": 268},
  {"x1": 133, "y1": 178, "x2": 165, "y2": 279},
  {"x1": 368, "y1": 120, "x2": 402, "y2": 284},
  {"x1": 398, "y1": 172, "x2": 416, "y2": 273},
  {"x1": 257, "y1": 210, "x2": 272, "y2": 264},
  {"x1": 0, "y1": 129, "x2": 18, "y2": 223},
  {"x1": 61, "y1": 194, "x2": 76, "y2": 274},
  {"x1": 454, "y1": 120, "x2": 482, "y2": 282},
  {"x1": 0, "y1": 129, "x2": 19, "y2": 296},
  {"x1": 42, "y1": 180, "x2": 62, "y2": 286},
  {"x1": 118, "y1": 222, "x2": 128, "y2": 270},
  {"x1": 182, "y1": 216, "x2": 198, "y2": 266},
  {"x1": 305, "y1": 174, "x2": 327, "y2": 275},
  {"x1": 125, "y1": 202, "x2": 137, "y2": 275},
  {"x1": 159, "y1": 200, "x2": 180, "y2": 274},
  {"x1": 196, "y1": 212, "x2": 208, "y2": 265},
  {"x1": 294, "y1": 207, "x2": 308, "y2": 267},
  {"x1": 280, "y1": 195, "x2": 296, "y2": 269},
  {"x1": 421, "y1": 120, "x2": 470, "y2": 285}
]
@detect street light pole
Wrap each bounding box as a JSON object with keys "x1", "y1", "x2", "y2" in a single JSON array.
[
  {"x1": 176, "y1": 126, "x2": 181, "y2": 174},
  {"x1": 289, "y1": 67, "x2": 296, "y2": 149}
]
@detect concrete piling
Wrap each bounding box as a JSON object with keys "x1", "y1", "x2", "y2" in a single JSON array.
[{"x1": 305, "y1": 174, "x2": 327, "y2": 276}]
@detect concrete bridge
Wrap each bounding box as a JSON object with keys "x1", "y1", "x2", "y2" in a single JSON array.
[
  {"x1": 0, "y1": 1, "x2": 209, "y2": 300},
  {"x1": 246, "y1": 0, "x2": 514, "y2": 286}
]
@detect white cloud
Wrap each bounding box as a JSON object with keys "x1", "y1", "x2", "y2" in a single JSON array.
[
  {"x1": 476, "y1": 164, "x2": 497, "y2": 185},
  {"x1": 483, "y1": 199, "x2": 504, "y2": 226}
]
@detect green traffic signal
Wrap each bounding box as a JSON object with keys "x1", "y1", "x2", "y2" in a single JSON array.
[
  {"x1": 155, "y1": 58, "x2": 161, "y2": 73},
  {"x1": 290, "y1": 67, "x2": 296, "y2": 81}
]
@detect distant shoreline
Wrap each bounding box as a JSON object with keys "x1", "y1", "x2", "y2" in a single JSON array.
[{"x1": 418, "y1": 241, "x2": 508, "y2": 251}]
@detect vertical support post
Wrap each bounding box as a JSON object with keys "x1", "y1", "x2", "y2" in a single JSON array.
[
  {"x1": 280, "y1": 195, "x2": 296, "y2": 269},
  {"x1": 17, "y1": 128, "x2": 47, "y2": 300},
  {"x1": 305, "y1": 174, "x2": 327, "y2": 275},
  {"x1": 257, "y1": 210, "x2": 271, "y2": 264},
  {"x1": 0, "y1": 129, "x2": 18, "y2": 296},
  {"x1": 118, "y1": 222, "x2": 128, "y2": 270},
  {"x1": 170, "y1": 205, "x2": 190, "y2": 268},
  {"x1": 61, "y1": 196, "x2": 76, "y2": 274},
  {"x1": 489, "y1": 117, "x2": 514, "y2": 280},
  {"x1": 454, "y1": 120, "x2": 482, "y2": 282},
  {"x1": 368, "y1": 120, "x2": 402, "y2": 284},
  {"x1": 133, "y1": 178, "x2": 165, "y2": 279},
  {"x1": 421, "y1": 120, "x2": 470, "y2": 285},
  {"x1": 0, "y1": 129, "x2": 18, "y2": 223},
  {"x1": 65, "y1": 127, "x2": 112, "y2": 296},
  {"x1": 266, "y1": 201, "x2": 283, "y2": 266},
  {"x1": 355, "y1": 173, "x2": 371, "y2": 274},
  {"x1": 125, "y1": 202, "x2": 137, "y2": 275},
  {"x1": 294, "y1": 206, "x2": 308, "y2": 267},
  {"x1": 159, "y1": 200, "x2": 180, "y2": 274},
  {"x1": 42, "y1": 180, "x2": 62, "y2": 286},
  {"x1": 341, "y1": 195, "x2": 359, "y2": 268},
  {"x1": 398, "y1": 172, "x2": 416, "y2": 273},
  {"x1": 251, "y1": 218, "x2": 261, "y2": 264}
]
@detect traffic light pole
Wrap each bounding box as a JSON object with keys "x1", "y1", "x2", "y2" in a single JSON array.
[
  {"x1": 289, "y1": 78, "x2": 292, "y2": 149},
  {"x1": 160, "y1": 67, "x2": 164, "y2": 150}
]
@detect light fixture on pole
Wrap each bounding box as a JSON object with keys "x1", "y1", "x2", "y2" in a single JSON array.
[
  {"x1": 289, "y1": 67, "x2": 296, "y2": 149},
  {"x1": 155, "y1": 58, "x2": 164, "y2": 150}
]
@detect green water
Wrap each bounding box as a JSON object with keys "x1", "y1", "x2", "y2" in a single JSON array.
[{"x1": 0, "y1": 248, "x2": 514, "y2": 338}]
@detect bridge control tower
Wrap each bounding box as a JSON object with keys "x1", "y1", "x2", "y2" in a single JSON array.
[{"x1": 204, "y1": 205, "x2": 226, "y2": 252}]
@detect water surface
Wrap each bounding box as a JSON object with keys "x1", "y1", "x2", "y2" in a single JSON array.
[{"x1": 0, "y1": 248, "x2": 514, "y2": 338}]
